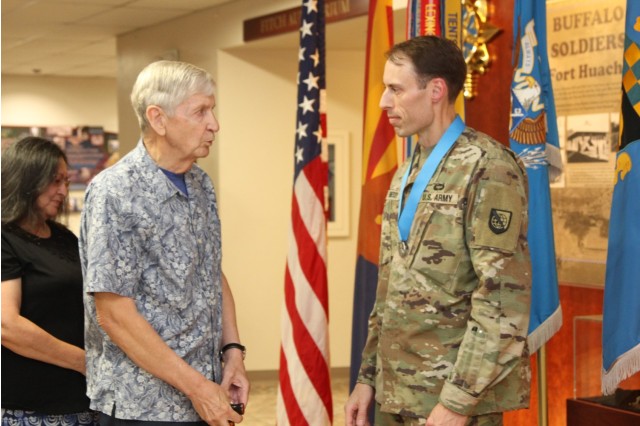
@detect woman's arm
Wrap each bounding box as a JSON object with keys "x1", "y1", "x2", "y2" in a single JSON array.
[{"x1": 1, "y1": 278, "x2": 86, "y2": 375}]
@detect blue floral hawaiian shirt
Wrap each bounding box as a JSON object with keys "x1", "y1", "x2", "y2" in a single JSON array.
[{"x1": 80, "y1": 141, "x2": 223, "y2": 421}]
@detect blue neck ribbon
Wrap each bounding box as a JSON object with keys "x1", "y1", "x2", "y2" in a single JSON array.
[{"x1": 397, "y1": 115, "x2": 465, "y2": 244}]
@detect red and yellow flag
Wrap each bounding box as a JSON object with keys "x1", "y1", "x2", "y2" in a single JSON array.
[{"x1": 349, "y1": 0, "x2": 398, "y2": 390}]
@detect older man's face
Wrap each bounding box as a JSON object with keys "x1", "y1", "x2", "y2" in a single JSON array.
[{"x1": 164, "y1": 93, "x2": 219, "y2": 162}]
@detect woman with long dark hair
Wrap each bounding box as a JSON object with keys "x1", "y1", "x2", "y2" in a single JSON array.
[{"x1": 1, "y1": 137, "x2": 97, "y2": 426}]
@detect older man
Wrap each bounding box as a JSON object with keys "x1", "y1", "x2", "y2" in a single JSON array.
[{"x1": 80, "y1": 61, "x2": 249, "y2": 426}]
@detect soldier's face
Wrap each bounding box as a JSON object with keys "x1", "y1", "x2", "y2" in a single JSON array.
[{"x1": 379, "y1": 57, "x2": 433, "y2": 139}]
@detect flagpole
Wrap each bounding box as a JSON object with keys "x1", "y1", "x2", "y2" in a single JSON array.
[{"x1": 537, "y1": 345, "x2": 548, "y2": 426}]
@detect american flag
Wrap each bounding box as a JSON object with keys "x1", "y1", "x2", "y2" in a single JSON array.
[{"x1": 276, "y1": 0, "x2": 332, "y2": 425}]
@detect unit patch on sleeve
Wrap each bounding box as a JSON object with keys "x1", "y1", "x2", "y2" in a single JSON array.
[
  {"x1": 470, "y1": 181, "x2": 522, "y2": 253},
  {"x1": 489, "y1": 208, "x2": 512, "y2": 234}
]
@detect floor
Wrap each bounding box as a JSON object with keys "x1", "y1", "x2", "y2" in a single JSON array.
[{"x1": 242, "y1": 368, "x2": 350, "y2": 425}]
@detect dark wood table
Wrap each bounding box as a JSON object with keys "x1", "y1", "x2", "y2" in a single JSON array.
[{"x1": 567, "y1": 398, "x2": 640, "y2": 425}]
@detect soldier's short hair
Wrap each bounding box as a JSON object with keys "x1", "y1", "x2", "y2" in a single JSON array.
[{"x1": 387, "y1": 35, "x2": 466, "y2": 102}]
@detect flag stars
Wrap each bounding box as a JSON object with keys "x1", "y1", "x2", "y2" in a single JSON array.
[
  {"x1": 298, "y1": 47, "x2": 306, "y2": 62},
  {"x1": 300, "y1": 20, "x2": 314, "y2": 38},
  {"x1": 303, "y1": 0, "x2": 318, "y2": 14},
  {"x1": 303, "y1": 72, "x2": 320, "y2": 91},
  {"x1": 299, "y1": 96, "x2": 316, "y2": 114},
  {"x1": 296, "y1": 121, "x2": 308, "y2": 140}
]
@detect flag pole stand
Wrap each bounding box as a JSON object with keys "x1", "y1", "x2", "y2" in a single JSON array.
[{"x1": 537, "y1": 344, "x2": 549, "y2": 426}]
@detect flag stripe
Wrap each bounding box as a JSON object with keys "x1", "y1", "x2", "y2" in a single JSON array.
[
  {"x1": 293, "y1": 162, "x2": 329, "y2": 310},
  {"x1": 280, "y1": 260, "x2": 331, "y2": 424},
  {"x1": 301, "y1": 158, "x2": 329, "y2": 219},
  {"x1": 277, "y1": 347, "x2": 310, "y2": 426},
  {"x1": 283, "y1": 266, "x2": 332, "y2": 416},
  {"x1": 289, "y1": 188, "x2": 329, "y2": 344}
]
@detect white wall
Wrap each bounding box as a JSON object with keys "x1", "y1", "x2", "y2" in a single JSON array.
[{"x1": 1, "y1": 75, "x2": 118, "y2": 131}]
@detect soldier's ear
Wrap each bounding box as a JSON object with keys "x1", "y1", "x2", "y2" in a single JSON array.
[{"x1": 429, "y1": 78, "x2": 448, "y2": 103}]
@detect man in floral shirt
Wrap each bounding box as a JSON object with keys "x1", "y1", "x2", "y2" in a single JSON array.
[{"x1": 80, "y1": 61, "x2": 249, "y2": 426}]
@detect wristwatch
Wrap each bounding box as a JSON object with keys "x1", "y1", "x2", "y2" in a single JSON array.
[{"x1": 219, "y1": 343, "x2": 246, "y2": 361}]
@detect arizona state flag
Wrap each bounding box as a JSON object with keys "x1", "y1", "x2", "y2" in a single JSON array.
[
  {"x1": 602, "y1": 0, "x2": 640, "y2": 395},
  {"x1": 349, "y1": 0, "x2": 398, "y2": 391},
  {"x1": 510, "y1": 0, "x2": 562, "y2": 354}
]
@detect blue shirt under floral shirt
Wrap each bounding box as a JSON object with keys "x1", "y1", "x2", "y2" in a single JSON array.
[{"x1": 79, "y1": 141, "x2": 223, "y2": 421}]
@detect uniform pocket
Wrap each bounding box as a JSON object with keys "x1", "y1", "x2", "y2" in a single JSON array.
[{"x1": 409, "y1": 201, "x2": 465, "y2": 293}]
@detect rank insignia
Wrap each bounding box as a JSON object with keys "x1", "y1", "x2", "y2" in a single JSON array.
[{"x1": 489, "y1": 208, "x2": 512, "y2": 234}]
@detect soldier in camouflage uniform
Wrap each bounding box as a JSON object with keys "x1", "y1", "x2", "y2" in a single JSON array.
[{"x1": 345, "y1": 36, "x2": 532, "y2": 426}]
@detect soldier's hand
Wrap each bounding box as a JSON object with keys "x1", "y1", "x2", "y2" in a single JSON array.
[
  {"x1": 425, "y1": 403, "x2": 467, "y2": 426},
  {"x1": 344, "y1": 383, "x2": 374, "y2": 426}
]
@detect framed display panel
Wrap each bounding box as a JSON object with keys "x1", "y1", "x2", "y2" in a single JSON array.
[
  {"x1": 547, "y1": 0, "x2": 625, "y2": 286},
  {"x1": 326, "y1": 130, "x2": 350, "y2": 238}
]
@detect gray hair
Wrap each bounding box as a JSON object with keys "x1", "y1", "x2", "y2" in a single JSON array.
[{"x1": 130, "y1": 60, "x2": 216, "y2": 132}]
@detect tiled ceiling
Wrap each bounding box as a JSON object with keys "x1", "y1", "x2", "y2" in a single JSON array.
[{"x1": 1, "y1": 0, "x2": 240, "y2": 78}]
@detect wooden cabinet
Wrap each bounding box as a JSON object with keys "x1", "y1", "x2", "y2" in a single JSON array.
[{"x1": 566, "y1": 398, "x2": 640, "y2": 425}]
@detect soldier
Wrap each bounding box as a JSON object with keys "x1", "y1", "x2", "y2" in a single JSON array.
[{"x1": 345, "y1": 36, "x2": 532, "y2": 426}]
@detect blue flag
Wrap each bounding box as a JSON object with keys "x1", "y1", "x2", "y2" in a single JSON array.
[
  {"x1": 602, "y1": 0, "x2": 640, "y2": 396},
  {"x1": 510, "y1": 0, "x2": 562, "y2": 353}
]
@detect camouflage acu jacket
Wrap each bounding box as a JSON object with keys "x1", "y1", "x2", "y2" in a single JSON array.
[{"x1": 357, "y1": 127, "x2": 532, "y2": 418}]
